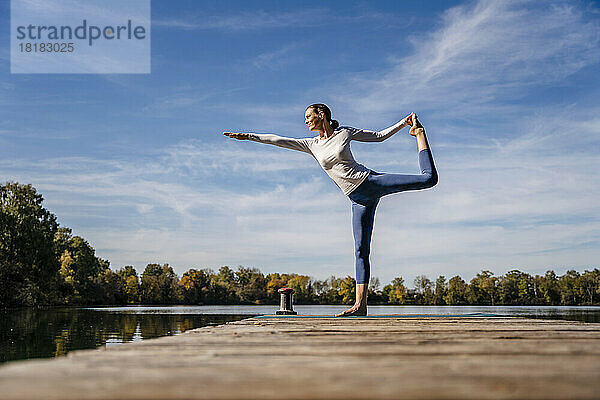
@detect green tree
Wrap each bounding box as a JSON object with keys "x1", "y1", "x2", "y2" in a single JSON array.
[
  {"x1": 434, "y1": 276, "x2": 447, "y2": 305},
  {"x1": 444, "y1": 276, "x2": 467, "y2": 305},
  {"x1": 539, "y1": 270, "x2": 560, "y2": 305},
  {"x1": 117, "y1": 266, "x2": 139, "y2": 304},
  {"x1": 266, "y1": 273, "x2": 288, "y2": 303},
  {"x1": 58, "y1": 247, "x2": 76, "y2": 295},
  {"x1": 467, "y1": 277, "x2": 483, "y2": 304},
  {"x1": 518, "y1": 274, "x2": 533, "y2": 305},
  {"x1": 215, "y1": 266, "x2": 236, "y2": 287},
  {"x1": 559, "y1": 270, "x2": 582, "y2": 305},
  {"x1": 235, "y1": 266, "x2": 268, "y2": 304},
  {"x1": 0, "y1": 182, "x2": 60, "y2": 306},
  {"x1": 468, "y1": 270, "x2": 497, "y2": 305},
  {"x1": 55, "y1": 229, "x2": 106, "y2": 304},
  {"x1": 414, "y1": 275, "x2": 433, "y2": 305},
  {"x1": 265, "y1": 273, "x2": 316, "y2": 304},
  {"x1": 481, "y1": 271, "x2": 498, "y2": 305},
  {"x1": 338, "y1": 276, "x2": 356, "y2": 305},
  {"x1": 140, "y1": 263, "x2": 181, "y2": 304},
  {"x1": 124, "y1": 274, "x2": 140, "y2": 303},
  {"x1": 97, "y1": 267, "x2": 122, "y2": 305},
  {"x1": 208, "y1": 266, "x2": 239, "y2": 304},
  {"x1": 579, "y1": 269, "x2": 600, "y2": 305},
  {"x1": 368, "y1": 277, "x2": 384, "y2": 304},
  {"x1": 314, "y1": 276, "x2": 344, "y2": 304},
  {"x1": 179, "y1": 268, "x2": 210, "y2": 304},
  {"x1": 383, "y1": 277, "x2": 407, "y2": 305},
  {"x1": 286, "y1": 274, "x2": 313, "y2": 304},
  {"x1": 498, "y1": 270, "x2": 527, "y2": 305},
  {"x1": 530, "y1": 274, "x2": 544, "y2": 304}
]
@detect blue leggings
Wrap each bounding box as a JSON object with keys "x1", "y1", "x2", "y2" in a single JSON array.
[{"x1": 348, "y1": 149, "x2": 438, "y2": 284}]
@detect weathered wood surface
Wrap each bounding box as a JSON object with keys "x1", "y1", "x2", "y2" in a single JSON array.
[{"x1": 1, "y1": 316, "x2": 600, "y2": 399}]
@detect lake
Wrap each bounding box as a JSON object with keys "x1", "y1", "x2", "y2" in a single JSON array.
[{"x1": 2, "y1": 305, "x2": 599, "y2": 364}]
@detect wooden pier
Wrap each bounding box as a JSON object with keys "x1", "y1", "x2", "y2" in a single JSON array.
[{"x1": 1, "y1": 315, "x2": 600, "y2": 399}]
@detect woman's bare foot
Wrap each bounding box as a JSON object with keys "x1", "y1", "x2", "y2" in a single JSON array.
[
  {"x1": 408, "y1": 113, "x2": 425, "y2": 136},
  {"x1": 335, "y1": 304, "x2": 367, "y2": 317}
]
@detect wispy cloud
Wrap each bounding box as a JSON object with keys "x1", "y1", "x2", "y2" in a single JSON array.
[
  {"x1": 160, "y1": 140, "x2": 313, "y2": 175},
  {"x1": 140, "y1": 86, "x2": 249, "y2": 118},
  {"x1": 153, "y1": 9, "x2": 328, "y2": 31},
  {"x1": 15, "y1": 0, "x2": 151, "y2": 24},
  {"x1": 0, "y1": 127, "x2": 85, "y2": 140},
  {"x1": 332, "y1": 0, "x2": 600, "y2": 119},
  {"x1": 251, "y1": 44, "x2": 302, "y2": 70},
  {"x1": 153, "y1": 8, "x2": 394, "y2": 31}
]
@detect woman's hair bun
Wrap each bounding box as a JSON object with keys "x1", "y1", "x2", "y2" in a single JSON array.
[{"x1": 307, "y1": 103, "x2": 339, "y2": 129}]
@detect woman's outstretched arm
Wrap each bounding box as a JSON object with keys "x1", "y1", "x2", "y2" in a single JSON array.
[
  {"x1": 223, "y1": 132, "x2": 312, "y2": 154},
  {"x1": 351, "y1": 115, "x2": 412, "y2": 142}
]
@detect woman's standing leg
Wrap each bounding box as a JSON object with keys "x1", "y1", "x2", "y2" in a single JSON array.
[
  {"x1": 335, "y1": 198, "x2": 378, "y2": 317},
  {"x1": 352, "y1": 200, "x2": 378, "y2": 286}
]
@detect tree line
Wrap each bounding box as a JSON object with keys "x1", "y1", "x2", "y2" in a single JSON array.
[{"x1": 2, "y1": 181, "x2": 599, "y2": 307}]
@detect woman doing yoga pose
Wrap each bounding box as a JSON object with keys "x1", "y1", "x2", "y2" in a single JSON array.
[{"x1": 224, "y1": 104, "x2": 437, "y2": 316}]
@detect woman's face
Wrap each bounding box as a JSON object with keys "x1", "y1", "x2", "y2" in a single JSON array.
[{"x1": 305, "y1": 107, "x2": 323, "y2": 132}]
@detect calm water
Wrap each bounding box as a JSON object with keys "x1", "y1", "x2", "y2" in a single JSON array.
[{"x1": 2, "y1": 305, "x2": 599, "y2": 364}]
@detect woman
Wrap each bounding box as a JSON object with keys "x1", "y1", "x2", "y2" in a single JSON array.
[{"x1": 224, "y1": 104, "x2": 437, "y2": 316}]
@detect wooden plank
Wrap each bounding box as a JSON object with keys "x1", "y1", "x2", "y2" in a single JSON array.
[{"x1": 1, "y1": 317, "x2": 599, "y2": 399}]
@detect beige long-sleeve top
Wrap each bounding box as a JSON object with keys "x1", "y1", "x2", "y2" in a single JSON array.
[{"x1": 247, "y1": 118, "x2": 409, "y2": 195}]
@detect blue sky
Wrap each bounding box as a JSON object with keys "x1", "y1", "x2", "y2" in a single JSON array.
[{"x1": 1, "y1": 0, "x2": 600, "y2": 286}]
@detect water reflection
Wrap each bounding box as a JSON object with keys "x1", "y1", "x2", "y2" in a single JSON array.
[
  {"x1": 0, "y1": 308, "x2": 250, "y2": 364},
  {"x1": 510, "y1": 308, "x2": 600, "y2": 323}
]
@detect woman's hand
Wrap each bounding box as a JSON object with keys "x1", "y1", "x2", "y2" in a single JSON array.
[{"x1": 223, "y1": 132, "x2": 250, "y2": 140}]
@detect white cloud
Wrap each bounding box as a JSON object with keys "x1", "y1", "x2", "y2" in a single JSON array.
[{"x1": 160, "y1": 139, "x2": 314, "y2": 176}]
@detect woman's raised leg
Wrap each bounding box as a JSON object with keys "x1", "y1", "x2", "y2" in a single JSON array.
[
  {"x1": 368, "y1": 114, "x2": 437, "y2": 197},
  {"x1": 368, "y1": 148, "x2": 437, "y2": 197}
]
